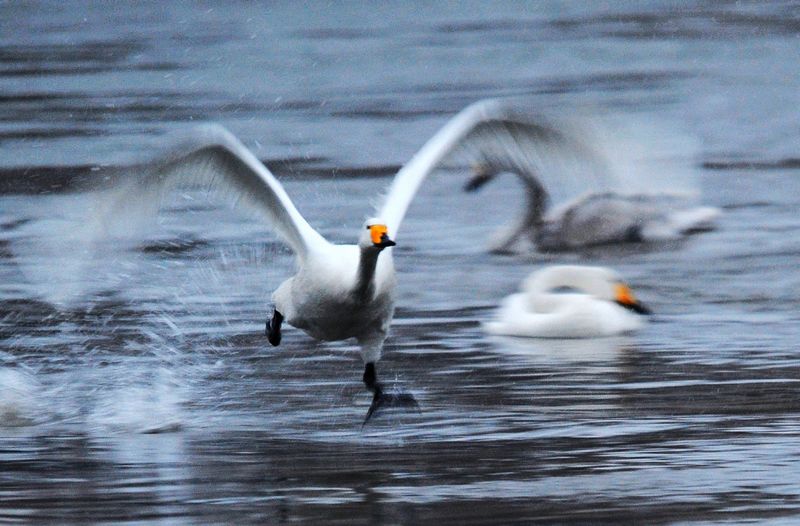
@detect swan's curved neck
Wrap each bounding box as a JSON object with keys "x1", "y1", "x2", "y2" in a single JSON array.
[
  {"x1": 355, "y1": 247, "x2": 382, "y2": 300},
  {"x1": 523, "y1": 178, "x2": 548, "y2": 226},
  {"x1": 485, "y1": 172, "x2": 549, "y2": 252},
  {"x1": 527, "y1": 267, "x2": 602, "y2": 298}
]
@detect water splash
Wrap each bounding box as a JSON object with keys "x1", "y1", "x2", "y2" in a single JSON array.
[
  {"x1": 88, "y1": 366, "x2": 185, "y2": 435},
  {"x1": 8, "y1": 189, "x2": 155, "y2": 307},
  {"x1": 0, "y1": 367, "x2": 42, "y2": 427}
]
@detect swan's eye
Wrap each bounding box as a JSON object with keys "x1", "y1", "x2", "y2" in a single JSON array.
[
  {"x1": 614, "y1": 283, "x2": 637, "y2": 306},
  {"x1": 369, "y1": 224, "x2": 389, "y2": 245}
]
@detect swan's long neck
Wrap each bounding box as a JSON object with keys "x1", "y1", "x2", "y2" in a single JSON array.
[
  {"x1": 522, "y1": 176, "x2": 548, "y2": 231},
  {"x1": 484, "y1": 168, "x2": 549, "y2": 223},
  {"x1": 486, "y1": 170, "x2": 549, "y2": 252},
  {"x1": 354, "y1": 247, "x2": 382, "y2": 300},
  {"x1": 526, "y1": 266, "x2": 604, "y2": 298},
  {"x1": 510, "y1": 175, "x2": 549, "y2": 248}
]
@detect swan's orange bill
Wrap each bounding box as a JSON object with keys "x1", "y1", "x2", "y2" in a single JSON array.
[
  {"x1": 614, "y1": 283, "x2": 637, "y2": 306},
  {"x1": 369, "y1": 224, "x2": 389, "y2": 245}
]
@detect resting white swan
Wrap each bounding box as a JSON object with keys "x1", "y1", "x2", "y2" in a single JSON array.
[
  {"x1": 458, "y1": 105, "x2": 720, "y2": 252},
  {"x1": 485, "y1": 266, "x2": 650, "y2": 338}
]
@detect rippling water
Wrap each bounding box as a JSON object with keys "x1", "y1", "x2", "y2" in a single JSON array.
[{"x1": 2, "y1": 1, "x2": 800, "y2": 523}]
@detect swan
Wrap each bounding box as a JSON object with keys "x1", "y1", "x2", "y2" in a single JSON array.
[
  {"x1": 458, "y1": 106, "x2": 720, "y2": 253},
  {"x1": 484, "y1": 266, "x2": 651, "y2": 338},
  {"x1": 92, "y1": 99, "x2": 566, "y2": 422}
]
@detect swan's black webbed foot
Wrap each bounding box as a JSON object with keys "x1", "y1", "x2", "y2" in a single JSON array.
[
  {"x1": 266, "y1": 309, "x2": 283, "y2": 346},
  {"x1": 362, "y1": 362, "x2": 420, "y2": 426},
  {"x1": 363, "y1": 387, "x2": 420, "y2": 426}
]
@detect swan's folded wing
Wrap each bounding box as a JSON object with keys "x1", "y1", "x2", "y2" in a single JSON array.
[
  {"x1": 109, "y1": 124, "x2": 328, "y2": 258},
  {"x1": 376, "y1": 99, "x2": 610, "y2": 238}
]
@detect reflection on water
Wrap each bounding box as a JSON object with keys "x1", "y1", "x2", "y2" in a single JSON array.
[
  {"x1": 484, "y1": 334, "x2": 637, "y2": 364},
  {"x1": 3, "y1": 164, "x2": 800, "y2": 522},
  {"x1": 2, "y1": 1, "x2": 800, "y2": 523}
]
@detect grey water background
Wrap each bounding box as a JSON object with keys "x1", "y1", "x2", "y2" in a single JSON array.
[{"x1": 1, "y1": 1, "x2": 800, "y2": 523}]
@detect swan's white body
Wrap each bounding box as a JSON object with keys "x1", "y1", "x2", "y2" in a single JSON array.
[
  {"x1": 271, "y1": 242, "x2": 396, "y2": 363},
  {"x1": 485, "y1": 266, "x2": 648, "y2": 338}
]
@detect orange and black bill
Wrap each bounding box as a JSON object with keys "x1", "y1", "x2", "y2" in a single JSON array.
[
  {"x1": 614, "y1": 283, "x2": 652, "y2": 315},
  {"x1": 368, "y1": 224, "x2": 396, "y2": 248}
]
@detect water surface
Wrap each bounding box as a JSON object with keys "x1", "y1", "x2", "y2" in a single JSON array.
[{"x1": 1, "y1": 1, "x2": 800, "y2": 523}]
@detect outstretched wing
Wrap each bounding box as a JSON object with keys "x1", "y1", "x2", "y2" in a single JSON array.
[
  {"x1": 376, "y1": 99, "x2": 610, "y2": 238},
  {"x1": 9, "y1": 125, "x2": 327, "y2": 307},
  {"x1": 111, "y1": 124, "x2": 328, "y2": 259}
]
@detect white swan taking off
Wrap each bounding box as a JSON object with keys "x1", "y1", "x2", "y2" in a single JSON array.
[
  {"x1": 90, "y1": 99, "x2": 565, "y2": 422},
  {"x1": 485, "y1": 266, "x2": 651, "y2": 338}
]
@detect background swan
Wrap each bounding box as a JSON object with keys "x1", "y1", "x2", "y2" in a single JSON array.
[
  {"x1": 454, "y1": 102, "x2": 720, "y2": 253},
  {"x1": 485, "y1": 265, "x2": 651, "y2": 339}
]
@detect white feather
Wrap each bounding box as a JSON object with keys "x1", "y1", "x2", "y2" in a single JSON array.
[{"x1": 115, "y1": 123, "x2": 329, "y2": 259}]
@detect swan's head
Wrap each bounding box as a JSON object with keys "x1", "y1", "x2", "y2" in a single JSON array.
[
  {"x1": 573, "y1": 267, "x2": 652, "y2": 315},
  {"x1": 360, "y1": 218, "x2": 396, "y2": 250},
  {"x1": 464, "y1": 162, "x2": 498, "y2": 192}
]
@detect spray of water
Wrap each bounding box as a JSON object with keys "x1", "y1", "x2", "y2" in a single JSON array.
[{"x1": 0, "y1": 367, "x2": 42, "y2": 427}]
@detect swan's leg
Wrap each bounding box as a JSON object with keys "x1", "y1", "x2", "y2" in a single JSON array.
[
  {"x1": 266, "y1": 309, "x2": 283, "y2": 346},
  {"x1": 363, "y1": 362, "x2": 379, "y2": 392},
  {"x1": 361, "y1": 361, "x2": 419, "y2": 426}
]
